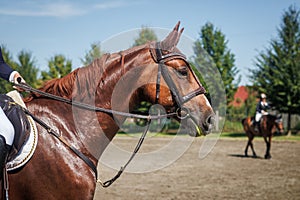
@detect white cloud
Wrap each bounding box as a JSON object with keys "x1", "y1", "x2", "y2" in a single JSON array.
[
  {"x1": 40, "y1": 3, "x2": 86, "y2": 17},
  {"x1": 0, "y1": 2, "x2": 85, "y2": 17},
  {"x1": 0, "y1": 1, "x2": 131, "y2": 18},
  {"x1": 93, "y1": 1, "x2": 126, "y2": 9}
]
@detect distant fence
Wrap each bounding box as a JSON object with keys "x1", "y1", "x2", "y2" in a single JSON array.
[
  {"x1": 217, "y1": 111, "x2": 300, "y2": 133},
  {"x1": 282, "y1": 114, "x2": 300, "y2": 131},
  {"x1": 119, "y1": 112, "x2": 299, "y2": 134}
]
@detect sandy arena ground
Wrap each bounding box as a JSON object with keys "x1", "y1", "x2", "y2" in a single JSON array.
[{"x1": 94, "y1": 136, "x2": 300, "y2": 200}]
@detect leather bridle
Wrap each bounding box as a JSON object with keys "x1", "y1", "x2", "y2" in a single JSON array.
[
  {"x1": 151, "y1": 42, "x2": 206, "y2": 118},
  {"x1": 12, "y1": 43, "x2": 207, "y2": 187}
]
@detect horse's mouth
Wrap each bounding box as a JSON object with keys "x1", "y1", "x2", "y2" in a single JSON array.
[
  {"x1": 183, "y1": 116, "x2": 214, "y2": 137},
  {"x1": 172, "y1": 106, "x2": 215, "y2": 137}
]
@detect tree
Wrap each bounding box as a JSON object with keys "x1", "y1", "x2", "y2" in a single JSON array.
[
  {"x1": 0, "y1": 47, "x2": 40, "y2": 93},
  {"x1": 41, "y1": 54, "x2": 72, "y2": 81},
  {"x1": 243, "y1": 86, "x2": 257, "y2": 117},
  {"x1": 80, "y1": 42, "x2": 104, "y2": 66},
  {"x1": 16, "y1": 50, "x2": 40, "y2": 88},
  {"x1": 250, "y1": 5, "x2": 300, "y2": 134},
  {"x1": 133, "y1": 26, "x2": 158, "y2": 46},
  {"x1": 193, "y1": 23, "x2": 240, "y2": 112}
]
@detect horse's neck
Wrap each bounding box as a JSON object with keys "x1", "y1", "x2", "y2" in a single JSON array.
[
  {"x1": 67, "y1": 60, "x2": 123, "y2": 159},
  {"x1": 69, "y1": 49, "x2": 149, "y2": 158},
  {"x1": 261, "y1": 115, "x2": 276, "y2": 133},
  {"x1": 27, "y1": 46, "x2": 150, "y2": 160},
  {"x1": 267, "y1": 116, "x2": 278, "y2": 133}
]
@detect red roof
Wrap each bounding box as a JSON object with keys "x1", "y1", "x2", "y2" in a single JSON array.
[{"x1": 232, "y1": 86, "x2": 249, "y2": 107}]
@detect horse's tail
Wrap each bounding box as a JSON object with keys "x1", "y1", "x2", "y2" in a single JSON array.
[{"x1": 241, "y1": 117, "x2": 249, "y2": 132}]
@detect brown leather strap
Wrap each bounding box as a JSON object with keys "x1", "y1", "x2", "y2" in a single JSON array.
[{"x1": 22, "y1": 108, "x2": 98, "y2": 181}]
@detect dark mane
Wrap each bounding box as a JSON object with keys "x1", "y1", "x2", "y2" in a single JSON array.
[
  {"x1": 267, "y1": 115, "x2": 276, "y2": 120},
  {"x1": 25, "y1": 43, "x2": 150, "y2": 102},
  {"x1": 24, "y1": 68, "x2": 79, "y2": 102},
  {"x1": 266, "y1": 114, "x2": 279, "y2": 121}
]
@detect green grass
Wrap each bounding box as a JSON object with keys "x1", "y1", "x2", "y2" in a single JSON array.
[
  {"x1": 117, "y1": 130, "x2": 300, "y2": 141},
  {"x1": 272, "y1": 135, "x2": 300, "y2": 141},
  {"x1": 220, "y1": 132, "x2": 300, "y2": 141},
  {"x1": 220, "y1": 132, "x2": 246, "y2": 138},
  {"x1": 222, "y1": 120, "x2": 244, "y2": 132}
]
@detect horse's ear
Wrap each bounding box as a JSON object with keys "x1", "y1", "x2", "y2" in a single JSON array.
[{"x1": 160, "y1": 21, "x2": 184, "y2": 51}]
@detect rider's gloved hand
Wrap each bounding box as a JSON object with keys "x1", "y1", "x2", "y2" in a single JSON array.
[{"x1": 9, "y1": 71, "x2": 26, "y2": 91}]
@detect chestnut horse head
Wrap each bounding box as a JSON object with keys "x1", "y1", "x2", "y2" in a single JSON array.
[
  {"x1": 6, "y1": 22, "x2": 214, "y2": 200},
  {"x1": 109, "y1": 22, "x2": 214, "y2": 137}
]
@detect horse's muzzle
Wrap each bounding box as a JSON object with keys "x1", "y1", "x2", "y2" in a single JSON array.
[
  {"x1": 202, "y1": 114, "x2": 215, "y2": 135},
  {"x1": 184, "y1": 113, "x2": 215, "y2": 137}
]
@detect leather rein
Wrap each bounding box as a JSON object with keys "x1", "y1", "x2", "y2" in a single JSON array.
[{"x1": 13, "y1": 42, "x2": 206, "y2": 187}]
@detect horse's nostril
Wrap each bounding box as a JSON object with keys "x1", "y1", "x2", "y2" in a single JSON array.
[
  {"x1": 202, "y1": 115, "x2": 215, "y2": 132},
  {"x1": 206, "y1": 115, "x2": 215, "y2": 126}
]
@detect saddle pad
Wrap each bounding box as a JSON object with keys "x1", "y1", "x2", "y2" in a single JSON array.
[{"x1": 6, "y1": 90, "x2": 38, "y2": 171}]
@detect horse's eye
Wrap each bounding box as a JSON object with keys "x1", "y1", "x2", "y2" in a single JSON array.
[{"x1": 177, "y1": 66, "x2": 188, "y2": 77}]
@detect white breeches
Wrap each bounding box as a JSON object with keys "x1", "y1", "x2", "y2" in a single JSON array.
[
  {"x1": 0, "y1": 107, "x2": 15, "y2": 145},
  {"x1": 255, "y1": 111, "x2": 269, "y2": 123},
  {"x1": 255, "y1": 112, "x2": 262, "y2": 122}
]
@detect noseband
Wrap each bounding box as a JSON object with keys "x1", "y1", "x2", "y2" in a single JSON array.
[{"x1": 151, "y1": 42, "x2": 206, "y2": 114}]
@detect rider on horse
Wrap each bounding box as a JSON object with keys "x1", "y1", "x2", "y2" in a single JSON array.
[
  {"x1": 254, "y1": 93, "x2": 270, "y2": 132},
  {"x1": 0, "y1": 47, "x2": 25, "y2": 178}
]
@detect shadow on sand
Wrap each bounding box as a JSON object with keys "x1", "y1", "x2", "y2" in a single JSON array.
[{"x1": 228, "y1": 154, "x2": 263, "y2": 159}]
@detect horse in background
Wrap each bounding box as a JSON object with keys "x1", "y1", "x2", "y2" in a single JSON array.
[{"x1": 242, "y1": 114, "x2": 284, "y2": 159}]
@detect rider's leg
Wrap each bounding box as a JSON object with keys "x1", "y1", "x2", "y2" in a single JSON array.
[
  {"x1": 0, "y1": 107, "x2": 14, "y2": 178},
  {"x1": 0, "y1": 107, "x2": 15, "y2": 145},
  {"x1": 254, "y1": 112, "x2": 261, "y2": 132}
]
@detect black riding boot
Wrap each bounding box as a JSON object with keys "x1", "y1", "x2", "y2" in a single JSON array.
[
  {"x1": 254, "y1": 121, "x2": 259, "y2": 132},
  {"x1": 0, "y1": 135, "x2": 10, "y2": 180}
]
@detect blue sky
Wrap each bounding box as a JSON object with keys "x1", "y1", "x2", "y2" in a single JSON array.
[{"x1": 0, "y1": 0, "x2": 299, "y2": 85}]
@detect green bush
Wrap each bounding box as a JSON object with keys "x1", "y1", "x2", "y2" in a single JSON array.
[{"x1": 223, "y1": 120, "x2": 244, "y2": 132}]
